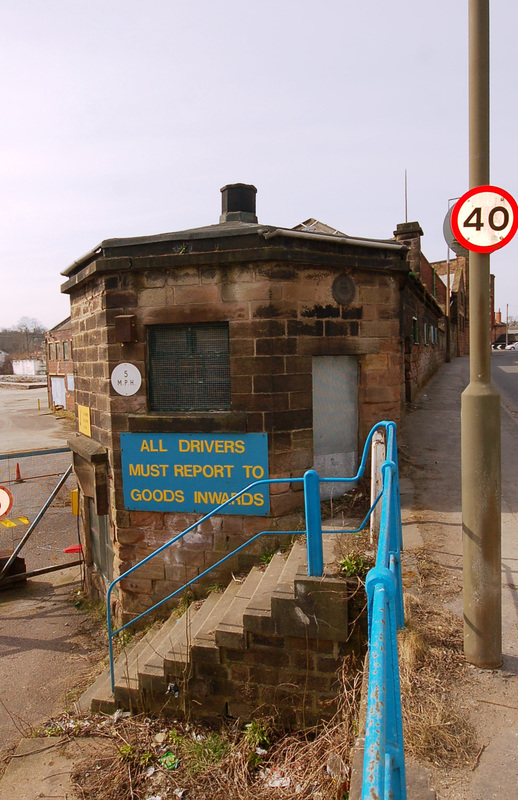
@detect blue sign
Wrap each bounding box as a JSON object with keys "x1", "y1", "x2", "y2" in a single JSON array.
[{"x1": 120, "y1": 432, "x2": 270, "y2": 515}]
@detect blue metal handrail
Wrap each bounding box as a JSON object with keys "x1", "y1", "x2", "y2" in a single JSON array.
[
  {"x1": 361, "y1": 421, "x2": 406, "y2": 800},
  {"x1": 105, "y1": 421, "x2": 407, "y2": 800}
]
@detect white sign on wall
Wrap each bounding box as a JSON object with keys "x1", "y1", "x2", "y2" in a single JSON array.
[{"x1": 111, "y1": 363, "x2": 142, "y2": 396}]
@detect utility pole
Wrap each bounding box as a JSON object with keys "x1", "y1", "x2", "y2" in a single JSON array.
[{"x1": 461, "y1": 0, "x2": 502, "y2": 667}]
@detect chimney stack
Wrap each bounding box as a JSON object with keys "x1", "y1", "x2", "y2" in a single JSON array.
[{"x1": 220, "y1": 183, "x2": 257, "y2": 223}]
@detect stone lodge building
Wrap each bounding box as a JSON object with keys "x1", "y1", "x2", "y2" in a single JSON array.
[{"x1": 61, "y1": 184, "x2": 444, "y2": 623}]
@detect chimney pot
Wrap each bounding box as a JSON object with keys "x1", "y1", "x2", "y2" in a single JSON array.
[{"x1": 220, "y1": 183, "x2": 257, "y2": 223}]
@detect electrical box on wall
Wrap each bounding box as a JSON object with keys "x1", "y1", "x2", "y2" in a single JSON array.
[{"x1": 114, "y1": 315, "x2": 137, "y2": 343}]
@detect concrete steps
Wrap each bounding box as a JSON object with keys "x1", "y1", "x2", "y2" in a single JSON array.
[
  {"x1": 242, "y1": 551, "x2": 286, "y2": 634},
  {"x1": 78, "y1": 535, "x2": 349, "y2": 720},
  {"x1": 139, "y1": 591, "x2": 222, "y2": 693}
]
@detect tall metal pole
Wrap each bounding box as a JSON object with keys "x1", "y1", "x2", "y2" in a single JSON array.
[{"x1": 461, "y1": 0, "x2": 502, "y2": 667}]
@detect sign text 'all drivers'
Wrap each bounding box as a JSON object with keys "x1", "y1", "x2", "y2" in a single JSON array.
[{"x1": 120, "y1": 432, "x2": 270, "y2": 515}]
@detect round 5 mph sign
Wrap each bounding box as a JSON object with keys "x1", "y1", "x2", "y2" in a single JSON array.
[{"x1": 451, "y1": 185, "x2": 518, "y2": 254}]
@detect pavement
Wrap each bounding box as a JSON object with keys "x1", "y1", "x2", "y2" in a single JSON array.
[
  {"x1": 1, "y1": 357, "x2": 518, "y2": 798},
  {"x1": 399, "y1": 355, "x2": 518, "y2": 800}
]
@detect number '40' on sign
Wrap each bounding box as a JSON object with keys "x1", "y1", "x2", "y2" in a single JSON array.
[{"x1": 451, "y1": 185, "x2": 518, "y2": 254}]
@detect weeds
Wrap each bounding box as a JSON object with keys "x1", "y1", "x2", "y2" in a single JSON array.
[
  {"x1": 61, "y1": 659, "x2": 362, "y2": 800},
  {"x1": 259, "y1": 547, "x2": 277, "y2": 566},
  {"x1": 339, "y1": 553, "x2": 370, "y2": 578}
]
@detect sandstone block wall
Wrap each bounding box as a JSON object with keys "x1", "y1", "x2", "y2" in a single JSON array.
[{"x1": 63, "y1": 227, "x2": 441, "y2": 622}]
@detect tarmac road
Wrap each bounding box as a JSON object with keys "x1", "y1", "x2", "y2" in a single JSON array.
[
  {"x1": 0, "y1": 387, "x2": 78, "y2": 572},
  {"x1": 0, "y1": 386, "x2": 71, "y2": 453},
  {"x1": 0, "y1": 387, "x2": 100, "y2": 758},
  {"x1": 491, "y1": 348, "x2": 518, "y2": 417},
  {"x1": 0, "y1": 568, "x2": 103, "y2": 754}
]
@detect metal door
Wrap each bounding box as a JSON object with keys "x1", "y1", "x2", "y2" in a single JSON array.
[{"x1": 312, "y1": 356, "x2": 358, "y2": 499}]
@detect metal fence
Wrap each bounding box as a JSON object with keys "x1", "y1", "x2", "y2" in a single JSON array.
[
  {"x1": 0, "y1": 448, "x2": 79, "y2": 578},
  {"x1": 361, "y1": 422, "x2": 406, "y2": 800}
]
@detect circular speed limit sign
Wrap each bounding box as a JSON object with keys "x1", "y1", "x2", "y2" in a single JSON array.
[
  {"x1": 451, "y1": 185, "x2": 518, "y2": 254},
  {"x1": 0, "y1": 486, "x2": 13, "y2": 520}
]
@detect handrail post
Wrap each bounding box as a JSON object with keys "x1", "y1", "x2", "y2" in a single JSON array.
[
  {"x1": 304, "y1": 469, "x2": 323, "y2": 577},
  {"x1": 370, "y1": 428, "x2": 386, "y2": 544}
]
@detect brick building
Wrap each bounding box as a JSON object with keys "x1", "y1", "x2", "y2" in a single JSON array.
[
  {"x1": 61, "y1": 184, "x2": 444, "y2": 623},
  {"x1": 46, "y1": 317, "x2": 75, "y2": 411},
  {"x1": 393, "y1": 222, "x2": 447, "y2": 401}
]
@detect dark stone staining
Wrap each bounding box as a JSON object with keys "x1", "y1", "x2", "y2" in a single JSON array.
[
  {"x1": 301, "y1": 304, "x2": 340, "y2": 319},
  {"x1": 257, "y1": 266, "x2": 298, "y2": 281},
  {"x1": 253, "y1": 304, "x2": 296, "y2": 319},
  {"x1": 341, "y1": 307, "x2": 362, "y2": 320}
]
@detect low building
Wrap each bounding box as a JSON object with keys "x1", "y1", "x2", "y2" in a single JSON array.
[
  {"x1": 61, "y1": 184, "x2": 445, "y2": 623},
  {"x1": 12, "y1": 358, "x2": 46, "y2": 376}
]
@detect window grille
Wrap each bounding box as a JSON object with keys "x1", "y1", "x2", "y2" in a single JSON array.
[{"x1": 148, "y1": 323, "x2": 231, "y2": 412}]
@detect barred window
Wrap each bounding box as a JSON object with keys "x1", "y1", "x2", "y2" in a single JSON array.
[{"x1": 148, "y1": 323, "x2": 231, "y2": 412}]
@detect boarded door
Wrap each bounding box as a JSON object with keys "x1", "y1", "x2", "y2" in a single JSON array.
[
  {"x1": 50, "y1": 376, "x2": 66, "y2": 407},
  {"x1": 312, "y1": 356, "x2": 358, "y2": 499}
]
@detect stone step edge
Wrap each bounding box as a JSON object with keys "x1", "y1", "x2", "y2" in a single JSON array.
[
  {"x1": 139, "y1": 591, "x2": 223, "y2": 678},
  {"x1": 167, "y1": 578, "x2": 242, "y2": 667},
  {"x1": 242, "y1": 551, "x2": 290, "y2": 632},
  {"x1": 214, "y1": 566, "x2": 264, "y2": 648},
  {"x1": 271, "y1": 539, "x2": 308, "y2": 603}
]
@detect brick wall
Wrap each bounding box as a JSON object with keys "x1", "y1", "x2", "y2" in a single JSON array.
[{"x1": 63, "y1": 228, "x2": 411, "y2": 623}]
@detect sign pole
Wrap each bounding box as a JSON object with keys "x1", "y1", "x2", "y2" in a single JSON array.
[{"x1": 461, "y1": 0, "x2": 502, "y2": 667}]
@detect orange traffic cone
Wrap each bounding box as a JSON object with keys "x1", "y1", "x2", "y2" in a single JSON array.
[{"x1": 14, "y1": 463, "x2": 24, "y2": 483}]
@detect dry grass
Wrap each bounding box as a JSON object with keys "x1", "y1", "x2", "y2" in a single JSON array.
[
  {"x1": 320, "y1": 484, "x2": 372, "y2": 526},
  {"x1": 399, "y1": 593, "x2": 479, "y2": 769},
  {"x1": 42, "y1": 659, "x2": 363, "y2": 800}
]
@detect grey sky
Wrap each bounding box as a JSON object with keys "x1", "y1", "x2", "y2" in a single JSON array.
[{"x1": 1, "y1": 0, "x2": 516, "y2": 330}]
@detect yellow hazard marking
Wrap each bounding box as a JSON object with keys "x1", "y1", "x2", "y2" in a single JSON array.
[
  {"x1": 0, "y1": 519, "x2": 16, "y2": 528},
  {"x1": 17, "y1": 516, "x2": 29, "y2": 524}
]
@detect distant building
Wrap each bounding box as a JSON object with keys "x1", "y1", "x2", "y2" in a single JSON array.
[
  {"x1": 12, "y1": 358, "x2": 46, "y2": 376},
  {"x1": 492, "y1": 309, "x2": 507, "y2": 345},
  {"x1": 393, "y1": 222, "x2": 447, "y2": 401},
  {"x1": 46, "y1": 317, "x2": 75, "y2": 411},
  {"x1": 0, "y1": 350, "x2": 12, "y2": 375}
]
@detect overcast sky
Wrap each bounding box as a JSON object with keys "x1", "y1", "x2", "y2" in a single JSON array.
[{"x1": 1, "y1": 0, "x2": 517, "y2": 330}]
